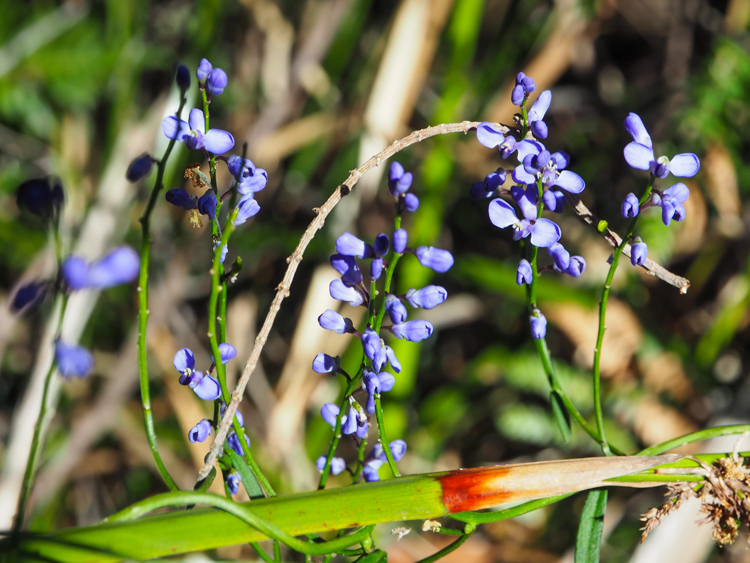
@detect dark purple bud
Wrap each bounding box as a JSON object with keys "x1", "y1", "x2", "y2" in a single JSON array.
[
  {"x1": 485, "y1": 169, "x2": 507, "y2": 190},
  {"x1": 313, "y1": 353, "x2": 339, "y2": 374},
  {"x1": 227, "y1": 473, "x2": 240, "y2": 495},
  {"x1": 321, "y1": 403, "x2": 341, "y2": 427},
  {"x1": 233, "y1": 195, "x2": 260, "y2": 226},
  {"x1": 329, "y1": 279, "x2": 364, "y2": 306},
  {"x1": 196, "y1": 59, "x2": 213, "y2": 83},
  {"x1": 565, "y1": 256, "x2": 586, "y2": 277},
  {"x1": 330, "y1": 254, "x2": 363, "y2": 286},
  {"x1": 126, "y1": 154, "x2": 155, "y2": 182},
  {"x1": 55, "y1": 341, "x2": 94, "y2": 379},
  {"x1": 388, "y1": 162, "x2": 412, "y2": 195},
  {"x1": 403, "y1": 193, "x2": 420, "y2": 212},
  {"x1": 11, "y1": 281, "x2": 48, "y2": 314},
  {"x1": 621, "y1": 193, "x2": 639, "y2": 218},
  {"x1": 516, "y1": 259, "x2": 532, "y2": 285},
  {"x1": 385, "y1": 294, "x2": 408, "y2": 324},
  {"x1": 175, "y1": 64, "x2": 191, "y2": 91},
  {"x1": 511, "y1": 84, "x2": 524, "y2": 106},
  {"x1": 374, "y1": 234, "x2": 389, "y2": 257},
  {"x1": 17, "y1": 177, "x2": 64, "y2": 221},
  {"x1": 207, "y1": 68, "x2": 228, "y2": 96},
  {"x1": 521, "y1": 76, "x2": 536, "y2": 94},
  {"x1": 415, "y1": 246, "x2": 454, "y2": 273},
  {"x1": 543, "y1": 189, "x2": 565, "y2": 213},
  {"x1": 547, "y1": 242, "x2": 570, "y2": 271},
  {"x1": 530, "y1": 310, "x2": 547, "y2": 339},
  {"x1": 469, "y1": 181, "x2": 492, "y2": 200},
  {"x1": 363, "y1": 459, "x2": 383, "y2": 482},
  {"x1": 391, "y1": 320, "x2": 433, "y2": 342},
  {"x1": 166, "y1": 188, "x2": 198, "y2": 210},
  {"x1": 405, "y1": 285, "x2": 447, "y2": 309},
  {"x1": 189, "y1": 419, "x2": 212, "y2": 443},
  {"x1": 531, "y1": 120, "x2": 548, "y2": 139},
  {"x1": 227, "y1": 155, "x2": 256, "y2": 179},
  {"x1": 198, "y1": 191, "x2": 218, "y2": 221},
  {"x1": 318, "y1": 309, "x2": 354, "y2": 334},
  {"x1": 393, "y1": 229, "x2": 408, "y2": 254},
  {"x1": 631, "y1": 239, "x2": 648, "y2": 266},
  {"x1": 370, "y1": 258, "x2": 383, "y2": 281}
]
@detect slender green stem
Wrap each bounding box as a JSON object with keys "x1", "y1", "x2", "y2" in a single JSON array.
[
  {"x1": 374, "y1": 394, "x2": 400, "y2": 477},
  {"x1": 107, "y1": 491, "x2": 374, "y2": 556},
  {"x1": 416, "y1": 527, "x2": 474, "y2": 563},
  {"x1": 638, "y1": 425, "x2": 750, "y2": 456},
  {"x1": 274, "y1": 540, "x2": 281, "y2": 563},
  {"x1": 352, "y1": 432, "x2": 368, "y2": 483},
  {"x1": 251, "y1": 543, "x2": 275, "y2": 563},
  {"x1": 14, "y1": 295, "x2": 69, "y2": 533},
  {"x1": 136, "y1": 94, "x2": 187, "y2": 492},
  {"x1": 201, "y1": 89, "x2": 218, "y2": 194}
]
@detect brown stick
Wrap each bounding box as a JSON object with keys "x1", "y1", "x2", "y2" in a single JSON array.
[{"x1": 198, "y1": 121, "x2": 690, "y2": 480}]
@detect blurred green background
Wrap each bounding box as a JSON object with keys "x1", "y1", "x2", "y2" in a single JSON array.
[{"x1": 2, "y1": 0, "x2": 750, "y2": 561}]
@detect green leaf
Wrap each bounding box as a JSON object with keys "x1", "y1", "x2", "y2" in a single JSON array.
[
  {"x1": 574, "y1": 489, "x2": 608, "y2": 563},
  {"x1": 550, "y1": 391, "x2": 572, "y2": 444},
  {"x1": 227, "y1": 449, "x2": 264, "y2": 498},
  {"x1": 359, "y1": 550, "x2": 388, "y2": 563}
]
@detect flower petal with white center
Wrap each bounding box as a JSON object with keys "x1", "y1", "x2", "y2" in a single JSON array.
[{"x1": 623, "y1": 142, "x2": 655, "y2": 170}]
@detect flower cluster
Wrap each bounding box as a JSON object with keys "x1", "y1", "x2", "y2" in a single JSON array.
[
  {"x1": 620, "y1": 113, "x2": 700, "y2": 265},
  {"x1": 471, "y1": 78, "x2": 588, "y2": 339},
  {"x1": 313, "y1": 162, "x2": 453, "y2": 481},
  {"x1": 173, "y1": 343, "x2": 237, "y2": 401}
]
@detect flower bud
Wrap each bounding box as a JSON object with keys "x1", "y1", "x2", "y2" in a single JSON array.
[
  {"x1": 207, "y1": 68, "x2": 228, "y2": 96},
  {"x1": 405, "y1": 285, "x2": 447, "y2": 309},
  {"x1": 55, "y1": 341, "x2": 94, "y2": 379},
  {"x1": 391, "y1": 320, "x2": 433, "y2": 342},
  {"x1": 530, "y1": 310, "x2": 547, "y2": 340},
  {"x1": 415, "y1": 246, "x2": 454, "y2": 273},
  {"x1": 196, "y1": 58, "x2": 213, "y2": 83},
  {"x1": 189, "y1": 419, "x2": 212, "y2": 443},
  {"x1": 631, "y1": 239, "x2": 648, "y2": 266},
  {"x1": 126, "y1": 154, "x2": 154, "y2": 182},
  {"x1": 175, "y1": 64, "x2": 191, "y2": 92},
  {"x1": 516, "y1": 259, "x2": 532, "y2": 285},
  {"x1": 393, "y1": 229, "x2": 408, "y2": 254}
]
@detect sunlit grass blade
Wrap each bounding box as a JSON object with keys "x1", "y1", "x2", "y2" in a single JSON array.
[{"x1": 574, "y1": 489, "x2": 608, "y2": 563}]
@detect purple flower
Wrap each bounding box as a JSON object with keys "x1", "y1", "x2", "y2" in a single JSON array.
[
  {"x1": 174, "y1": 348, "x2": 195, "y2": 375},
  {"x1": 530, "y1": 310, "x2": 547, "y2": 339},
  {"x1": 510, "y1": 184, "x2": 538, "y2": 221},
  {"x1": 391, "y1": 320, "x2": 433, "y2": 342},
  {"x1": 63, "y1": 247, "x2": 140, "y2": 290},
  {"x1": 175, "y1": 64, "x2": 191, "y2": 91},
  {"x1": 330, "y1": 254, "x2": 362, "y2": 286},
  {"x1": 189, "y1": 419, "x2": 212, "y2": 443},
  {"x1": 220, "y1": 403, "x2": 244, "y2": 427},
  {"x1": 528, "y1": 90, "x2": 551, "y2": 139},
  {"x1": 631, "y1": 239, "x2": 648, "y2": 266},
  {"x1": 321, "y1": 403, "x2": 342, "y2": 427},
  {"x1": 516, "y1": 259, "x2": 533, "y2": 285},
  {"x1": 55, "y1": 341, "x2": 94, "y2": 379},
  {"x1": 227, "y1": 473, "x2": 240, "y2": 495},
  {"x1": 173, "y1": 347, "x2": 220, "y2": 400},
  {"x1": 543, "y1": 189, "x2": 565, "y2": 213},
  {"x1": 488, "y1": 198, "x2": 561, "y2": 248},
  {"x1": 374, "y1": 440, "x2": 407, "y2": 462},
  {"x1": 385, "y1": 294, "x2": 408, "y2": 324},
  {"x1": 362, "y1": 328, "x2": 385, "y2": 366},
  {"x1": 623, "y1": 113, "x2": 700, "y2": 178},
  {"x1": 237, "y1": 169, "x2": 268, "y2": 195},
  {"x1": 198, "y1": 191, "x2": 218, "y2": 221},
  {"x1": 404, "y1": 193, "x2": 420, "y2": 212},
  {"x1": 207, "y1": 68, "x2": 228, "y2": 97},
  {"x1": 378, "y1": 371, "x2": 396, "y2": 392},
  {"x1": 373, "y1": 234, "x2": 389, "y2": 257},
  {"x1": 233, "y1": 195, "x2": 260, "y2": 226},
  {"x1": 126, "y1": 154, "x2": 154, "y2": 182},
  {"x1": 342, "y1": 405, "x2": 359, "y2": 435},
  {"x1": 393, "y1": 229, "x2": 408, "y2": 254},
  {"x1": 370, "y1": 258, "x2": 383, "y2": 281},
  {"x1": 388, "y1": 162, "x2": 413, "y2": 196},
  {"x1": 62, "y1": 256, "x2": 89, "y2": 291},
  {"x1": 547, "y1": 242, "x2": 570, "y2": 271},
  {"x1": 318, "y1": 309, "x2": 354, "y2": 334},
  {"x1": 658, "y1": 183, "x2": 690, "y2": 226},
  {"x1": 312, "y1": 353, "x2": 339, "y2": 374},
  {"x1": 196, "y1": 59, "x2": 212, "y2": 83},
  {"x1": 226, "y1": 155, "x2": 256, "y2": 180},
  {"x1": 166, "y1": 188, "x2": 198, "y2": 210},
  {"x1": 316, "y1": 456, "x2": 346, "y2": 475},
  {"x1": 564, "y1": 256, "x2": 586, "y2": 277},
  {"x1": 11, "y1": 281, "x2": 48, "y2": 314},
  {"x1": 385, "y1": 346, "x2": 401, "y2": 373},
  {"x1": 520, "y1": 75, "x2": 536, "y2": 95},
  {"x1": 405, "y1": 285, "x2": 447, "y2": 309},
  {"x1": 511, "y1": 84, "x2": 524, "y2": 106},
  {"x1": 512, "y1": 141, "x2": 585, "y2": 194},
  {"x1": 162, "y1": 108, "x2": 234, "y2": 154},
  {"x1": 329, "y1": 279, "x2": 365, "y2": 307},
  {"x1": 621, "y1": 193, "x2": 640, "y2": 218},
  {"x1": 415, "y1": 246, "x2": 454, "y2": 273},
  {"x1": 228, "y1": 431, "x2": 251, "y2": 455},
  {"x1": 476, "y1": 122, "x2": 519, "y2": 159},
  {"x1": 336, "y1": 233, "x2": 373, "y2": 259},
  {"x1": 16, "y1": 177, "x2": 64, "y2": 221},
  {"x1": 215, "y1": 343, "x2": 237, "y2": 365},
  {"x1": 363, "y1": 459, "x2": 384, "y2": 482},
  {"x1": 194, "y1": 375, "x2": 221, "y2": 401}
]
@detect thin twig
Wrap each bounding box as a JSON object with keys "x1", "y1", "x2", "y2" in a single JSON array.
[{"x1": 198, "y1": 120, "x2": 690, "y2": 479}]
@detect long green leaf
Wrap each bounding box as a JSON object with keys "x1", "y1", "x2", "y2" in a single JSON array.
[{"x1": 575, "y1": 489, "x2": 608, "y2": 563}]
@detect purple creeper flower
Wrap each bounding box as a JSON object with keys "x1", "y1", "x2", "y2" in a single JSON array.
[
  {"x1": 621, "y1": 193, "x2": 639, "y2": 218},
  {"x1": 330, "y1": 279, "x2": 365, "y2": 307},
  {"x1": 318, "y1": 309, "x2": 354, "y2": 334},
  {"x1": 312, "y1": 353, "x2": 340, "y2": 374},
  {"x1": 405, "y1": 286, "x2": 447, "y2": 309},
  {"x1": 189, "y1": 419, "x2": 212, "y2": 443},
  {"x1": 563, "y1": 256, "x2": 586, "y2": 277},
  {"x1": 16, "y1": 177, "x2": 64, "y2": 222},
  {"x1": 233, "y1": 195, "x2": 261, "y2": 226},
  {"x1": 11, "y1": 281, "x2": 48, "y2": 315},
  {"x1": 207, "y1": 68, "x2": 228, "y2": 97},
  {"x1": 62, "y1": 246, "x2": 140, "y2": 291},
  {"x1": 198, "y1": 191, "x2": 218, "y2": 221},
  {"x1": 214, "y1": 343, "x2": 237, "y2": 365},
  {"x1": 385, "y1": 294, "x2": 408, "y2": 324},
  {"x1": 55, "y1": 341, "x2": 94, "y2": 379},
  {"x1": 391, "y1": 320, "x2": 433, "y2": 342},
  {"x1": 547, "y1": 242, "x2": 570, "y2": 271},
  {"x1": 393, "y1": 229, "x2": 408, "y2": 254},
  {"x1": 388, "y1": 162, "x2": 413, "y2": 196},
  {"x1": 543, "y1": 189, "x2": 566, "y2": 213},
  {"x1": 658, "y1": 183, "x2": 690, "y2": 226},
  {"x1": 404, "y1": 193, "x2": 420, "y2": 212},
  {"x1": 173, "y1": 348, "x2": 221, "y2": 401},
  {"x1": 227, "y1": 472, "x2": 240, "y2": 495},
  {"x1": 196, "y1": 59, "x2": 213, "y2": 83},
  {"x1": 330, "y1": 254, "x2": 363, "y2": 287},
  {"x1": 488, "y1": 198, "x2": 561, "y2": 248},
  {"x1": 373, "y1": 234, "x2": 389, "y2": 257},
  {"x1": 631, "y1": 239, "x2": 648, "y2": 266},
  {"x1": 470, "y1": 169, "x2": 508, "y2": 200},
  {"x1": 530, "y1": 309, "x2": 547, "y2": 339},
  {"x1": 336, "y1": 233, "x2": 374, "y2": 259},
  {"x1": 370, "y1": 258, "x2": 384, "y2": 281},
  {"x1": 363, "y1": 371, "x2": 396, "y2": 413},
  {"x1": 126, "y1": 154, "x2": 154, "y2": 182},
  {"x1": 363, "y1": 459, "x2": 384, "y2": 482},
  {"x1": 512, "y1": 141, "x2": 584, "y2": 194},
  {"x1": 527, "y1": 90, "x2": 551, "y2": 139},
  {"x1": 226, "y1": 155, "x2": 256, "y2": 180},
  {"x1": 166, "y1": 188, "x2": 198, "y2": 210},
  {"x1": 476, "y1": 122, "x2": 519, "y2": 159},
  {"x1": 175, "y1": 64, "x2": 191, "y2": 91},
  {"x1": 415, "y1": 246, "x2": 454, "y2": 273},
  {"x1": 623, "y1": 113, "x2": 700, "y2": 179},
  {"x1": 342, "y1": 405, "x2": 361, "y2": 435},
  {"x1": 372, "y1": 440, "x2": 407, "y2": 463},
  {"x1": 228, "y1": 431, "x2": 251, "y2": 456},
  {"x1": 316, "y1": 456, "x2": 346, "y2": 475},
  {"x1": 162, "y1": 108, "x2": 235, "y2": 155},
  {"x1": 362, "y1": 329, "x2": 386, "y2": 369},
  {"x1": 321, "y1": 403, "x2": 343, "y2": 427},
  {"x1": 517, "y1": 259, "x2": 532, "y2": 285},
  {"x1": 237, "y1": 169, "x2": 268, "y2": 195}
]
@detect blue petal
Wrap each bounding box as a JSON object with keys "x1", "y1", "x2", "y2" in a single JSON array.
[
  {"x1": 174, "y1": 348, "x2": 195, "y2": 372},
  {"x1": 624, "y1": 113, "x2": 652, "y2": 148},
  {"x1": 86, "y1": 246, "x2": 140, "y2": 288},
  {"x1": 217, "y1": 343, "x2": 237, "y2": 365},
  {"x1": 476, "y1": 122, "x2": 505, "y2": 148},
  {"x1": 551, "y1": 151, "x2": 570, "y2": 170},
  {"x1": 529, "y1": 218, "x2": 561, "y2": 248},
  {"x1": 512, "y1": 165, "x2": 537, "y2": 185},
  {"x1": 488, "y1": 198, "x2": 519, "y2": 229},
  {"x1": 203, "y1": 129, "x2": 235, "y2": 154},
  {"x1": 663, "y1": 182, "x2": 689, "y2": 203},
  {"x1": 515, "y1": 139, "x2": 543, "y2": 162},
  {"x1": 623, "y1": 142, "x2": 654, "y2": 170},
  {"x1": 194, "y1": 375, "x2": 221, "y2": 401},
  {"x1": 62, "y1": 256, "x2": 91, "y2": 290},
  {"x1": 329, "y1": 279, "x2": 364, "y2": 306},
  {"x1": 553, "y1": 170, "x2": 585, "y2": 194},
  {"x1": 188, "y1": 108, "x2": 205, "y2": 134},
  {"x1": 528, "y1": 90, "x2": 551, "y2": 122},
  {"x1": 233, "y1": 196, "x2": 260, "y2": 226},
  {"x1": 237, "y1": 169, "x2": 268, "y2": 195},
  {"x1": 162, "y1": 116, "x2": 190, "y2": 140},
  {"x1": 668, "y1": 154, "x2": 700, "y2": 178},
  {"x1": 55, "y1": 341, "x2": 94, "y2": 378}
]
